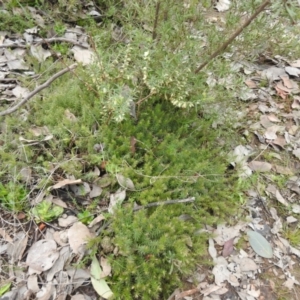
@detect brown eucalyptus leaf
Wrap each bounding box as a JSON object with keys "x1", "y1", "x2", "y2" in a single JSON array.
[
  {"x1": 248, "y1": 161, "x2": 272, "y2": 172},
  {"x1": 222, "y1": 237, "x2": 235, "y2": 257}
]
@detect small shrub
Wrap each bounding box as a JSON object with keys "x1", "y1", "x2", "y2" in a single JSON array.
[{"x1": 0, "y1": 182, "x2": 28, "y2": 212}]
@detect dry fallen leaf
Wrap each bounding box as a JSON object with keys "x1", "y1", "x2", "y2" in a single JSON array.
[
  {"x1": 100, "y1": 257, "x2": 112, "y2": 279},
  {"x1": 26, "y1": 239, "x2": 59, "y2": 274},
  {"x1": 116, "y1": 173, "x2": 135, "y2": 190},
  {"x1": 68, "y1": 222, "x2": 94, "y2": 255},
  {"x1": 222, "y1": 237, "x2": 235, "y2": 257},
  {"x1": 239, "y1": 257, "x2": 258, "y2": 272},
  {"x1": 90, "y1": 184, "x2": 102, "y2": 198},
  {"x1": 71, "y1": 46, "x2": 95, "y2": 65},
  {"x1": 49, "y1": 178, "x2": 82, "y2": 190},
  {"x1": 273, "y1": 165, "x2": 293, "y2": 175},
  {"x1": 0, "y1": 228, "x2": 13, "y2": 243},
  {"x1": 108, "y1": 189, "x2": 126, "y2": 214},
  {"x1": 293, "y1": 148, "x2": 300, "y2": 160},
  {"x1": 248, "y1": 161, "x2": 272, "y2": 172}
]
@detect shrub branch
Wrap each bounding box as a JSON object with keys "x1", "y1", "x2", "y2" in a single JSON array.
[
  {"x1": 0, "y1": 63, "x2": 77, "y2": 116},
  {"x1": 194, "y1": 0, "x2": 271, "y2": 73}
]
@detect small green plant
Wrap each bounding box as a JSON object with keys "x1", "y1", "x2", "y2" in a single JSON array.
[
  {"x1": 0, "y1": 9, "x2": 35, "y2": 32},
  {"x1": 77, "y1": 210, "x2": 94, "y2": 225},
  {"x1": 0, "y1": 182, "x2": 28, "y2": 212},
  {"x1": 54, "y1": 22, "x2": 66, "y2": 35},
  {"x1": 31, "y1": 200, "x2": 64, "y2": 222},
  {"x1": 283, "y1": 226, "x2": 300, "y2": 247}
]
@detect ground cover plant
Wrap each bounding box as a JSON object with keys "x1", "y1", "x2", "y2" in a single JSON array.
[{"x1": 1, "y1": 0, "x2": 300, "y2": 299}]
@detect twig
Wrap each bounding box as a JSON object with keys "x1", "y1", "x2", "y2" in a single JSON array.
[
  {"x1": 194, "y1": 0, "x2": 271, "y2": 74},
  {"x1": 0, "y1": 63, "x2": 77, "y2": 116},
  {"x1": 152, "y1": 1, "x2": 161, "y2": 41},
  {"x1": 133, "y1": 197, "x2": 195, "y2": 211}
]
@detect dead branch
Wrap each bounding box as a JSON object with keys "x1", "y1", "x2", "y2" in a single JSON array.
[
  {"x1": 195, "y1": 0, "x2": 271, "y2": 73},
  {"x1": 0, "y1": 63, "x2": 77, "y2": 116}
]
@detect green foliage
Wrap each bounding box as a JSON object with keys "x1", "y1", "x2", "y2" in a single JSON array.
[
  {"x1": 78, "y1": 210, "x2": 94, "y2": 225},
  {"x1": 86, "y1": 100, "x2": 241, "y2": 299},
  {"x1": 0, "y1": 283, "x2": 11, "y2": 297},
  {"x1": 0, "y1": 182, "x2": 28, "y2": 212},
  {"x1": 31, "y1": 200, "x2": 64, "y2": 222},
  {"x1": 106, "y1": 207, "x2": 206, "y2": 300},
  {"x1": 0, "y1": 9, "x2": 34, "y2": 32},
  {"x1": 283, "y1": 226, "x2": 300, "y2": 247}
]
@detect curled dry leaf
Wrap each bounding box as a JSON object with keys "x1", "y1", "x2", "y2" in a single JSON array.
[
  {"x1": 100, "y1": 257, "x2": 112, "y2": 279},
  {"x1": 116, "y1": 173, "x2": 135, "y2": 190},
  {"x1": 108, "y1": 189, "x2": 126, "y2": 214},
  {"x1": 7, "y1": 231, "x2": 28, "y2": 262},
  {"x1": 64, "y1": 109, "x2": 77, "y2": 122},
  {"x1": 90, "y1": 184, "x2": 102, "y2": 198},
  {"x1": 275, "y1": 189, "x2": 289, "y2": 207},
  {"x1": 88, "y1": 214, "x2": 105, "y2": 228},
  {"x1": 208, "y1": 238, "x2": 217, "y2": 260},
  {"x1": 265, "y1": 125, "x2": 281, "y2": 140}
]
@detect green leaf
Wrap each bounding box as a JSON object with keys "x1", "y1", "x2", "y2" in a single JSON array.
[
  {"x1": 77, "y1": 210, "x2": 94, "y2": 225},
  {"x1": 91, "y1": 255, "x2": 114, "y2": 299},
  {"x1": 247, "y1": 230, "x2": 273, "y2": 258},
  {"x1": 0, "y1": 283, "x2": 11, "y2": 296}
]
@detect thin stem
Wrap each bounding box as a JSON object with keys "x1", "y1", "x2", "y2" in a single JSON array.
[
  {"x1": 194, "y1": 0, "x2": 271, "y2": 74},
  {"x1": 152, "y1": 1, "x2": 161, "y2": 41}
]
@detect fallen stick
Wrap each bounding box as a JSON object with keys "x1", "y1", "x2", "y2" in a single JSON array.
[{"x1": 0, "y1": 63, "x2": 77, "y2": 116}]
